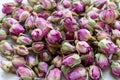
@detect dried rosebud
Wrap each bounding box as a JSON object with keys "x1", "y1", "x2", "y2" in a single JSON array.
[
  {"x1": 45, "y1": 68, "x2": 62, "y2": 80},
  {"x1": 61, "y1": 41, "x2": 75, "y2": 54},
  {"x1": 95, "y1": 53, "x2": 110, "y2": 69},
  {"x1": 76, "y1": 41, "x2": 92, "y2": 54},
  {"x1": 33, "y1": 4, "x2": 44, "y2": 13},
  {"x1": 65, "y1": 32, "x2": 74, "y2": 40},
  {"x1": 100, "y1": 9, "x2": 117, "y2": 24},
  {"x1": 78, "y1": 17, "x2": 89, "y2": 29},
  {"x1": 111, "y1": 60, "x2": 120, "y2": 78},
  {"x1": 14, "y1": 45, "x2": 29, "y2": 56},
  {"x1": 17, "y1": 66, "x2": 35, "y2": 80},
  {"x1": 12, "y1": 55, "x2": 26, "y2": 67},
  {"x1": 2, "y1": 2, "x2": 16, "y2": 14},
  {"x1": 81, "y1": 0, "x2": 91, "y2": 5},
  {"x1": 39, "y1": 0, "x2": 56, "y2": 10},
  {"x1": 62, "y1": 0, "x2": 71, "y2": 8},
  {"x1": 87, "y1": 11, "x2": 99, "y2": 19},
  {"x1": 28, "y1": 0, "x2": 39, "y2": 6},
  {"x1": 0, "y1": 40, "x2": 13, "y2": 56},
  {"x1": 12, "y1": 8, "x2": 24, "y2": 20},
  {"x1": 64, "y1": 17, "x2": 78, "y2": 32},
  {"x1": 77, "y1": 29, "x2": 92, "y2": 41},
  {"x1": 17, "y1": 35, "x2": 32, "y2": 45},
  {"x1": 40, "y1": 51, "x2": 51, "y2": 62},
  {"x1": 81, "y1": 51, "x2": 94, "y2": 67},
  {"x1": 25, "y1": 15, "x2": 35, "y2": 29},
  {"x1": 62, "y1": 54, "x2": 81, "y2": 68},
  {"x1": 0, "y1": 29, "x2": 7, "y2": 41},
  {"x1": 31, "y1": 29, "x2": 43, "y2": 41},
  {"x1": 98, "y1": 39, "x2": 117, "y2": 54},
  {"x1": 0, "y1": 61, "x2": 14, "y2": 72},
  {"x1": 15, "y1": 0, "x2": 23, "y2": 3},
  {"x1": 38, "y1": 11, "x2": 50, "y2": 19},
  {"x1": 38, "y1": 62, "x2": 48, "y2": 73},
  {"x1": 89, "y1": 65, "x2": 101, "y2": 80},
  {"x1": 9, "y1": 23, "x2": 25, "y2": 36},
  {"x1": 47, "y1": 29, "x2": 62, "y2": 44},
  {"x1": 112, "y1": 29, "x2": 120, "y2": 40},
  {"x1": 96, "y1": 31, "x2": 110, "y2": 41},
  {"x1": 19, "y1": 11, "x2": 30, "y2": 22},
  {"x1": 27, "y1": 55, "x2": 38, "y2": 68},
  {"x1": 107, "y1": 2, "x2": 117, "y2": 10},
  {"x1": 114, "y1": 21, "x2": 120, "y2": 30},
  {"x1": 72, "y1": 1, "x2": 84, "y2": 13},
  {"x1": 93, "y1": 0, "x2": 107, "y2": 9},
  {"x1": 52, "y1": 56, "x2": 62, "y2": 67},
  {"x1": 68, "y1": 67, "x2": 88, "y2": 80},
  {"x1": 32, "y1": 42, "x2": 44, "y2": 53}
]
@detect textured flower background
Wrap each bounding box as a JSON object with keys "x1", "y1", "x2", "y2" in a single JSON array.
[{"x1": 0, "y1": 0, "x2": 119, "y2": 80}]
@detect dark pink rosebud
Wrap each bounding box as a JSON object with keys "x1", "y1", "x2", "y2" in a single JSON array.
[
  {"x1": 89, "y1": 65, "x2": 101, "y2": 80},
  {"x1": 40, "y1": 51, "x2": 51, "y2": 62},
  {"x1": 31, "y1": 29, "x2": 43, "y2": 41},
  {"x1": 87, "y1": 11, "x2": 99, "y2": 19},
  {"x1": 2, "y1": 2, "x2": 15, "y2": 14},
  {"x1": 15, "y1": 0, "x2": 23, "y2": 3},
  {"x1": 17, "y1": 35, "x2": 32, "y2": 45},
  {"x1": 12, "y1": 8, "x2": 24, "y2": 20},
  {"x1": 45, "y1": 68, "x2": 62, "y2": 80},
  {"x1": 62, "y1": 54, "x2": 81, "y2": 68},
  {"x1": 76, "y1": 41, "x2": 92, "y2": 54},
  {"x1": 95, "y1": 53, "x2": 110, "y2": 69},
  {"x1": 68, "y1": 67, "x2": 88, "y2": 80},
  {"x1": 114, "y1": 21, "x2": 120, "y2": 30},
  {"x1": 100, "y1": 9, "x2": 117, "y2": 24},
  {"x1": 32, "y1": 42, "x2": 44, "y2": 53},
  {"x1": 12, "y1": 55, "x2": 26, "y2": 67},
  {"x1": 47, "y1": 29, "x2": 62, "y2": 44},
  {"x1": 111, "y1": 60, "x2": 120, "y2": 78},
  {"x1": 17, "y1": 66, "x2": 35, "y2": 80},
  {"x1": 19, "y1": 11, "x2": 30, "y2": 22},
  {"x1": 52, "y1": 56, "x2": 62, "y2": 67},
  {"x1": 64, "y1": 17, "x2": 78, "y2": 32},
  {"x1": 93, "y1": 0, "x2": 107, "y2": 9},
  {"x1": 25, "y1": 15, "x2": 35, "y2": 29},
  {"x1": 14, "y1": 45, "x2": 29, "y2": 56},
  {"x1": 9, "y1": 23, "x2": 25, "y2": 36},
  {"x1": 0, "y1": 29, "x2": 7, "y2": 41},
  {"x1": 81, "y1": 51, "x2": 94, "y2": 67},
  {"x1": 98, "y1": 39, "x2": 117, "y2": 54},
  {"x1": 72, "y1": 1, "x2": 84, "y2": 13},
  {"x1": 27, "y1": 55, "x2": 38, "y2": 68},
  {"x1": 0, "y1": 40, "x2": 13, "y2": 56},
  {"x1": 62, "y1": 0, "x2": 71, "y2": 8},
  {"x1": 78, "y1": 29, "x2": 92, "y2": 41},
  {"x1": 38, "y1": 62, "x2": 48, "y2": 73},
  {"x1": 38, "y1": 11, "x2": 50, "y2": 19}
]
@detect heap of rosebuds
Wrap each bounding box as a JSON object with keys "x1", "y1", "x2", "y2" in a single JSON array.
[{"x1": 1, "y1": 0, "x2": 120, "y2": 80}]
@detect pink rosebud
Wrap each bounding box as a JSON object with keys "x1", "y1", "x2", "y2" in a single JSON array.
[
  {"x1": 89, "y1": 65, "x2": 101, "y2": 80},
  {"x1": 87, "y1": 11, "x2": 99, "y2": 19},
  {"x1": 78, "y1": 29, "x2": 91, "y2": 41},
  {"x1": 14, "y1": 45, "x2": 29, "y2": 56},
  {"x1": 52, "y1": 56, "x2": 62, "y2": 67},
  {"x1": 17, "y1": 66, "x2": 35, "y2": 80},
  {"x1": 62, "y1": 54, "x2": 81, "y2": 68},
  {"x1": 112, "y1": 29, "x2": 120, "y2": 40},
  {"x1": 93, "y1": 0, "x2": 107, "y2": 9},
  {"x1": 45, "y1": 68, "x2": 62, "y2": 80},
  {"x1": 64, "y1": 17, "x2": 78, "y2": 32},
  {"x1": 72, "y1": 1, "x2": 84, "y2": 13},
  {"x1": 111, "y1": 60, "x2": 120, "y2": 78},
  {"x1": 68, "y1": 67, "x2": 88, "y2": 80},
  {"x1": 17, "y1": 35, "x2": 32, "y2": 45},
  {"x1": 76, "y1": 41, "x2": 92, "y2": 54},
  {"x1": 12, "y1": 55, "x2": 26, "y2": 67},
  {"x1": 114, "y1": 21, "x2": 120, "y2": 30},
  {"x1": 78, "y1": 17, "x2": 89, "y2": 29},
  {"x1": 38, "y1": 11, "x2": 50, "y2": 19},
  {"x1": 40, "y1": 51, "x2": 51, "y2": 62},
  {"x1": 2, "y1": 2, "x2": 15, "y2": 14},
  {"x1": 98, "y1": 39, "x2": 117, "y2": 54},
  {"x1": 31, "y1": 29, "x2": 43, "y2": 41},
  {"x1": 0, "y1": 29, "x2": 7, "y2": 41},
  {"x1": 9, "y1": 23, "x2": 25, "y2": 36},
  {"x1": 62, "y1": 0, "x2": 71, "y2": 8},
  {"x1": 100, "y1": 9, "x2": 117, "y2": 24},
  {"x1": 95, "y1": 53, "x2": 110, "y2": 69},
  {"x1": 15, "y1": 0, "x2": 23, "y2": 3},
  {"x1": 47, "y1": 29, "x2": 62, "y2": 44},
  {"x1": 107, "y1": 2, "x2": 117, "y2": 10},
  {"x1": 19, "y1": 11, "x2": 30, "y2": 22},
  {"x1": 32, "y1": 42, "x2": 44, "y2": 53},
  {"x1": 25, "y1": 15, "x2": 35, "y2": 29},
  {"x1": 38, "y1": 62, "x2": 48, "y2": 73}
]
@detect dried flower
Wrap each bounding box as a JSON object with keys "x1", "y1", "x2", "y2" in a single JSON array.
[
  {"x1": 38, "y1": 62, "x2": 48, "y2": 73},
  {"x1": 19, "y1": 11, "x2": 30, "y2": 22},
  {"x1": 52, "y1": 56, "x2": 62, "y2": 67},
  {"x1": 15, "y1": 0, "x2": 23, "y2": 3},
  {"x1": 0, "y1": 29, "x2": 7, "y2": 41},
  {"x1": 28, "y1": 0, "x2": 39, "y2": 6},
  {"x1": 62, "y1": 0, "x2": 71, "y2": 8},
  {"x1": 114, "y1": 20, "x2": 120, "y2": 30},
  {"x1": 112, "y1": 29, "x2": 120, "y2": 40},
  {"x1": 32, "y1": 42, "x2": 44, "y2": 53},
  {"x1": 40, "y1": 51, "x2": 51, "y2": 62}
]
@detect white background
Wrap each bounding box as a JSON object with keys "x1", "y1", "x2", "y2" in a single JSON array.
[{"x1": 0, "y1": 0, "x2": 118, "y2": 80}]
